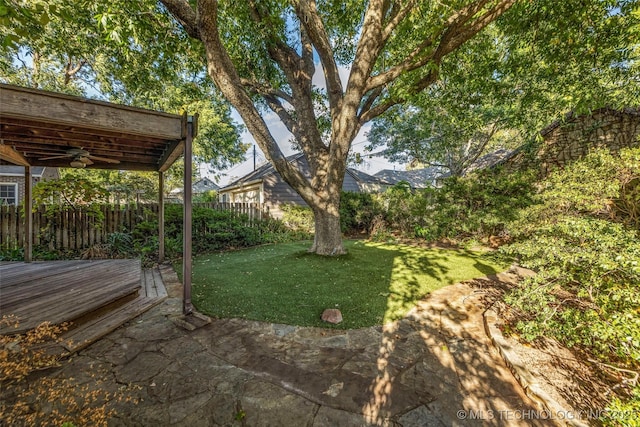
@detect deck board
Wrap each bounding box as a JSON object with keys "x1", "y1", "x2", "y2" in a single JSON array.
[
  {"x1": 0, "y1": 260, "x2": 142, "y2": 334},
  {"x1": 62, "y1": 295, "x2": 166, "y2": 353}
]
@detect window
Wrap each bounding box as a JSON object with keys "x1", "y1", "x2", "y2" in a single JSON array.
[{"x1": 0, "y1": 183, "x2": 17, "y2": 205}]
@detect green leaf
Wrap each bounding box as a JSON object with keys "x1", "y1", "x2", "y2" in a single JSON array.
[{"x1": 39, "y1": 11, "x2": 49, "y2": 25}]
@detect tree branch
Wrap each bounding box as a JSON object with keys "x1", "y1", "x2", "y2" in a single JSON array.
[
  {"x1": 359, "y1": 95, "x2": 405, "y2": 124},
  {"x1": 192, "y1": 0, "x2": 315, "y2": 202},
  {"x1": 358, "y1": 86, "x2": 384, "y2": 118},
  {"x1": 382, "y1": 0, "x2": 417, "y2": 41},
  {"x1": 366, "y1": 0, "x2": 514, "y2": 94},
  {"x1": 159, "y1": 0, "x2": 200, "y2": 39},
  {"x1": 246, "y1": 1, "x2": 326, "y2": 158},
  {"x1": 290, "y1": 0, "x2": 343, "y2": 114},
  {"x1": 240, "y1": 78, "x2": 294, "y2": 105},
  {"x1": 263, "y1": 94, "x2": 298, "y2": 136},
  {"x1": 63, "y1": 59, "x2": 87, "y2": 85}
]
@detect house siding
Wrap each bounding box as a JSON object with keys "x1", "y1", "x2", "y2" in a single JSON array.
[
  {"x1": 263, "y1": 174, "x2": 308, "y2": 218},
  {"x1": 219, "y1": 154, "x2": 389, "y2": 219},
  {"x1": 0, "y1": 167, "x2": 60, "y2": 204}
]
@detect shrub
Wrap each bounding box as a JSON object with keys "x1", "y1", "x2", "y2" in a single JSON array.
[
  {"x1": 339, "y1": 191, "x2": 383, "y2": 235},
  {"x1": 379, "y1": 169, "x2": 536, "y2": 241},
  {"x1": 502, "y1": 147, "x2": 640, "y2": 365},
  {"x1": 134, "y1": 204, "x2": 309, "y2": 257},
  {"x1": 280, "y1": 204, "x2": 314, "y2": 233}
]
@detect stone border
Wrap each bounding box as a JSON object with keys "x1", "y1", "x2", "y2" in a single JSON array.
[{"x1": 483, "y1": 305, "x2": 589, "y2": 427}]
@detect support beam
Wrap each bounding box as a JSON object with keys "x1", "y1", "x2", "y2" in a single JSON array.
[
  {"x1": 159, "y1": 172, "x2": 165, "y2": 263},
  {"x1": 182, "y1": 116, "x2": 196, "y2": 315},
  {"x1": 0, "y1": 144, "x2": 30, "y2": 166},
  {"x1": 24, "y1": 166, "x2": 33, "y2": 262}
]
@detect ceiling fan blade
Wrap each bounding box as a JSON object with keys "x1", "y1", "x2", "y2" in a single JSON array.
[
  {"x1": 79, "y1": 157, "x2": 94, "y2": 165},
  {"x1": 30, "y1": 151, "x2": 68, "y2": 156},
  {"x1": 87, "y1": 155, "x2": 120, "y2": 164},
  {"x1": 39, "y1": 154, "x2": 71, "y2": 160}
]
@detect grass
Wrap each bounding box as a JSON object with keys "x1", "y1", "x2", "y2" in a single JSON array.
[{"x1": 188, "y1": 240, "x2": 507, "y2": 329}]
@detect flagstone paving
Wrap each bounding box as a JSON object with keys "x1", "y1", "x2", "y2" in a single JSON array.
[{"x1": 54, "y1": 269, "x2": 553, "y2": 426}]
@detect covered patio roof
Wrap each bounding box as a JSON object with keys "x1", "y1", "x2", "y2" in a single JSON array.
[
  {"x1": 0, "y1": 83, "x2": 197, "y2": 314},
  {"x1": 0, "y1": 83, "x2": 186, "y2": 171}
]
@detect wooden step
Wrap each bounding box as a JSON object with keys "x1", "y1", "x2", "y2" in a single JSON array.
[
  {"x1": 1, "y1": 260, "x2": 142, "y2": 335},
  {"x1": 61, "y1": 295, "x2": 167, "y2": 353},
  {"x1": 142, "y1": 268, "x2": 168, "y2": 298}
]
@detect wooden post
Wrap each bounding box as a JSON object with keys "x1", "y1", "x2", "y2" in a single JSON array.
[
  {"x1": 183, "y1": 115, "x2": 196, "y2": 315},
  {"x1": 158, "y1": 171, "x2": 165, "y2": 263},
  {"x1": 24, "y1": 166, "x2": 33, "y2": 262}
]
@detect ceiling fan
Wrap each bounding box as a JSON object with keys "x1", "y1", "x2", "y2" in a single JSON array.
[{"x1": 37, "y1": 148, "x2": 121, "y2": 168}]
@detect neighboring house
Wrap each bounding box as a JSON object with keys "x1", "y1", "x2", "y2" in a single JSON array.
[
  {"x1": 0, "y1": 166, "x2": 59, "y2": 205},
  {"x1": 218, "y1": 153, "x2": 390, "y2": 218},
  {"x1": 374, "y1": 167, "x2": 448, "y2": 189},
  {"x1": 169, "y1": 177, "x2": 220, "y2": 201}
]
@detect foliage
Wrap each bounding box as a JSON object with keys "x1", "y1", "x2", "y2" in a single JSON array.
[
  {"x1": 367, "y1": 27, "x2": 517, "y2": 176},
  {"x1": 193, "y1": 190, "x2": 218, "y2": 204},
  {"x1": 379, "y1": 168, "x2": 536, "y2": 241},
  {"x1": 0, "y1": 240, "x2": 23, "y2": 261},
  {"x1": 502, "y1": 147, "x2": 640, "y2": 366},
  {"x1": 603, "y1": 385, "x2": 640, "y2": 427},
  {"x1": 339, "y1": 191, "x2": 383, "y2": 235},
  {"x1": 188, "y1": 240, "x2": 505, "y2": 329},
  {"x1": 281, "y1": 192, "x2": 383, "y2": 236},
  {"x1": 131, "y1": 204, "x2": 309, "y2": 259},
  {"x1": 32, "y1": 175, "x2": 109, "y2": 249},
  {"x1": 32, "y1": 174, "x2": 108, "y2": 221},
  {"x1": 367, "y1": 0, "x2": 639, "y2": 177},
  {"x1": 0, "y1": 0, "x2": 247, "y2": 172},
  {"x1": 0, "y1": 316, "x2": 116, "y2": 426},
  {"x1": 280, "y1": 203, "x2": 314, "y2": 234},
  {"x1": 105, "y1": 232, "x2": 134, "y2": 257}
]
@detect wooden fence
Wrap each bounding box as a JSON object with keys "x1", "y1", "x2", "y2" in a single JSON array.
[{"x1": 0, "y1": 202, "x2": 267, "y2": 251}]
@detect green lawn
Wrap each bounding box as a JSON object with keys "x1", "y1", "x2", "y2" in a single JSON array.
[{"x1": 188, "y1": 240, "x2": 507, "y2": 329}]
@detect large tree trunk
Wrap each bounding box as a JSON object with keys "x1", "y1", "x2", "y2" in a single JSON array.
[{"x1": 309, "y1": 201, "x2": 345, "y2": 256}]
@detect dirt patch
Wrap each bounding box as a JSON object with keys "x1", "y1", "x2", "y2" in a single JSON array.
[{"x1": 463, "y1": 271, "x2": 632, "y2": 426}]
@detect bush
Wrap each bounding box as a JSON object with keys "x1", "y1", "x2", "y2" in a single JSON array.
[
  {"x1": 379, "y1": 169, "x2": 536, "y2": 241},
  {"x1": 132, "y1": 204, "x2": 309, "y2": 257},
  {"x1": 502, "y1": 147, "x2": 640, "y2": 365},
  {"x1": 339, "y1": 191, "x2": 383, "y2": 235},
  {"x1": 280, "y1": 204, "x2": 314, "y2": 233}
]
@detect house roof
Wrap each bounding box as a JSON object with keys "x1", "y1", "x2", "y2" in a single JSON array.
[
  {"x1": 374, "y1": 167, "x2": 447, "y2": 189},
  {"x1": 222, "y1": 152, "x2": 388, "y2": 191},
  {"x1": 0, "y1": 165, "x2": 47, "y2": 177},
  {"x1": 345, "y1": 168, "x2": 392, "y2": 186},
  {"x1": 193, "y1": 177, "x2": 220, "y2": 192},
  {"x1": 0, "y1": 83, "x2": 191, "y2": 172},
  {"x1": 224, "y1": 153, "x2": 304, "y2": 189}
]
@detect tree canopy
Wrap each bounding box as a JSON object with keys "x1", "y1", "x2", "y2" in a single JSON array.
[
  {"x1": 2, "y1": 0, "x2": 637, "y2": 254},
  {"x1": 0, "y1": 0, "x2": 247, "y2": 173},
  {"x1": 367, "y1": 0, "x2": 640, "y2": 176}
]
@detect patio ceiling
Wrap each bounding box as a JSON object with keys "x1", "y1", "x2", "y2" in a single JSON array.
[{"x1": 0, "y1": 83, "x2": 187, "y2": 172}]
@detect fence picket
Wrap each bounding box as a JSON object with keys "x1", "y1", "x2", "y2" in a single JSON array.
[{"x1": 0, "y1": 202, "x2": 269, "y2": 252}]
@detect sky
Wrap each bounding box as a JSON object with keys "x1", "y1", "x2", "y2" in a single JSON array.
[{"x1": 206, "y1": 64, "x2": 406, "y2": 187}]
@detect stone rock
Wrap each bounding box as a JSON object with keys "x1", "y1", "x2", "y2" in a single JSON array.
[{"x1": 321, "y1": 309, "x2": 343, "y2": 324}]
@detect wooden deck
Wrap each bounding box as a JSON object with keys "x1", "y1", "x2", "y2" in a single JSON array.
[{"x1": 0, "y1": 260, "x2": 168, "y2": 352}]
